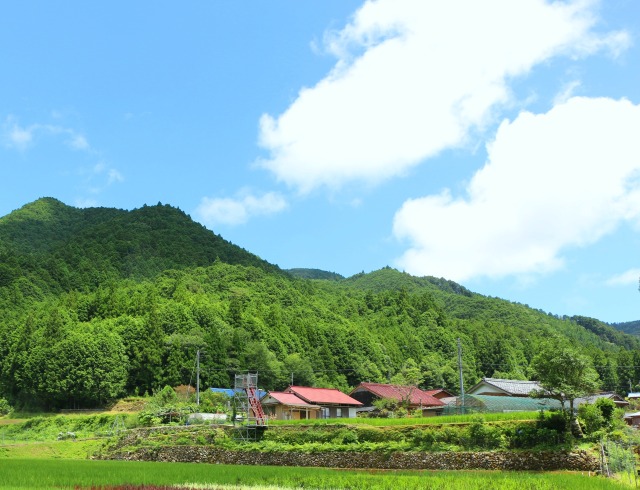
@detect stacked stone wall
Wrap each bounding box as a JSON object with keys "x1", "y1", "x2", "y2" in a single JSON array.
[{"x1": 110, "y1": 446, "x2": 598, "y2": 471}]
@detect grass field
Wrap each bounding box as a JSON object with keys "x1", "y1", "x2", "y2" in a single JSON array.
[
  {"x1": 0, "y1": 439, "x2": 103, "y2": 459},
  {"x1": 0, "y1": 459, "x2": 629, "y2": 490},
  {"x1": 268, "y1": 411, "x2": 540, "y2": 427}
]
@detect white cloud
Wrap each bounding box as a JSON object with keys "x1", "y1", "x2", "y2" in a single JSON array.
[
  {"x1": 68, "y1": 134, "x2": 90, "y2": 151},
  {"x1": 393, "y1": 97, "x2": 640, "y2": 281},
  {"x1": 553, "y1": 80, "x2": 582, "y2": 105},
  {"x1": 258, "y1": 0, "x2": 628, "y2": 193},
  {"x1": 195, "y1": 191, "x2": 288, "y2": 227},
  {"x1": 107, "y1": 169, "x2": 124, "y2": 185},
  {"x1": 606, "y1": 269, "x2": 640, "y2": 287},
  {"x1": 75, "y1": 198, "x2": 99, "y2": 208},
  {"x1": 2, "y1": 118, "x2": 34, "y2": 150},
  {"x1": 87, "y1": 162, "x2": 124, "y2": 188},
  {"x1": 2, "y1": 117, "x2": 91, "y2": 153}
]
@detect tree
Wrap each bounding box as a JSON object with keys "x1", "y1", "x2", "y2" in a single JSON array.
[
  {"x1": 283, "y1": 353, "x2": 316, "y2": 388},
  {"x1": 391, "y1": 358, "x2": 423, "y2": 387},
  {"x1": 530, "y1": 342, "x2": 600, "y2": 436}
]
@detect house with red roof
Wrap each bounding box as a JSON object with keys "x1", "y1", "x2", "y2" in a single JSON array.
[
  {"x1": 349, "y1": 382, "x2": 445, "y2": 412},
  {"x1": 284, "y1": 386, "x2": 362, "y2": 419},
  {"x1": 261, "y1": 391, "x2": 321, "y2": 421}
]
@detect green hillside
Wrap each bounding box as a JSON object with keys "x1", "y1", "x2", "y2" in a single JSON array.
[
  {"x1": 0, "y1": 199, "x2": 639, "y2": 410},
  {"x1": 286, "y1": 268, "x2": 344, "y2": 281},
  {"x1": 0, "y1": 197, "x2": 280, "y2": 294},
  {"x1": 612, "y1": 320, "x2": 640, "y2": 337}
]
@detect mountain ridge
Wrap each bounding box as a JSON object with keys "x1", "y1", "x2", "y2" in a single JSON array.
[{"x1": 1, "y1": 198, "x2": 639, "y2": 409}]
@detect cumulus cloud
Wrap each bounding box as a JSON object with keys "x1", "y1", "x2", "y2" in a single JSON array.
[
  {"x1": 606, "y1": 269, "x2": 640, "y2": 287},
  {"x1": 258, "y1": 0, "x2": 628, "y2": 193},
  {"x1": 195, "y1": 191, "x2": 288, "y2": 227},
  {"x1": 393, "y1": 97, "x2": 640, "y2": 281}
]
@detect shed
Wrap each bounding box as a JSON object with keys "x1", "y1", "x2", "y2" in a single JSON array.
[{"x1": 625, "y1": 411, "x2": 640, "y2": 427}]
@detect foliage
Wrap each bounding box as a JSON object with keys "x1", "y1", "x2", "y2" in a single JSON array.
[
  {"x1": 530, "y1": 341, "x2": 600, "y2": 436},
  {"x1": 269, "y1": 411, "x2": 540, "y2": 427},
  {"x1": 1, "y1": 199, "x2": 639, "y2": 411},
  {"x1": 0, "y1": 397, "x2": 12, "y2": 416},
  {"x1": 0, "y1": 413, "x2": 125, "y2": 441}
]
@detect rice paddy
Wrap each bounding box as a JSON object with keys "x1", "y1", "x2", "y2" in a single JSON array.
[{"x1": 0, "y1": 459, "x2": 629, "y2": 490}]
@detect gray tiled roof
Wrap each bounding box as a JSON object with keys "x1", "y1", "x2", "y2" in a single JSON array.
[{"x1": 476, "y1": 378, "x2": 543, "y2": 396}]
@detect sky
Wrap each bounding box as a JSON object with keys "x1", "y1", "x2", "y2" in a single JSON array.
[{"x1": 1, "y1": 1, "x2": 639, "y2": 324}]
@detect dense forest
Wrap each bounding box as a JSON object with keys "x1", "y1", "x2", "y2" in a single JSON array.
[{"x1": 0, "y1": 198, "x2": 639, "y2": 410}]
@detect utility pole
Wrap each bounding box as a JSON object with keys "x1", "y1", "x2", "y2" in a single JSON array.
[
  {"x1": 290, "y1": 372, "x2": 294, "y2": 386},
  {"x1": 196, "y1": 349, "x2": 200, "y2": 406},
  {"x1": 457, "y1": 338, "x2": 465, "y2": 414}
]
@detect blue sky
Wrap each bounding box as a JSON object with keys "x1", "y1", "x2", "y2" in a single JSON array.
[{"x1": 1, "y1": 1, "x2": 639, "y2": 324}]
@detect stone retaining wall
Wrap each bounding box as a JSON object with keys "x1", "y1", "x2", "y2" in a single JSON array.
[{"x1": 110, "y1": 446, "x2": 599, "y2": 471}]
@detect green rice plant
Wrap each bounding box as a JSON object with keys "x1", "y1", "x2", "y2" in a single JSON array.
[
  {"x1": 0, "y1": 459, "x2": 628, "y2": 490},
  {"x1": 268, "y1": 411, "x2": 539, "y2": 427}
]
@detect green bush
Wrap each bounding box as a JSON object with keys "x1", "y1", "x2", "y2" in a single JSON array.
[
  {"x1": 0, "y1": 397, "x2": 13, "y2": 416},
  {"x1": 467, "y1": 418, "x2": 506, "y2": 449},
  {"x1": 537, "y1": 410, "x2": 568, "y2": 433},
  {"x1": 509, "y1": 424, "x2": 564, "y2": 449},
  {"x1": 578, "y1": 403, "x2": 605, "y2": 435}
]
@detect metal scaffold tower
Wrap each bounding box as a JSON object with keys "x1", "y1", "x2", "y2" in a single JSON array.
[{"x1": 233, "y1": 373, "x2": 267, "y2": 441}]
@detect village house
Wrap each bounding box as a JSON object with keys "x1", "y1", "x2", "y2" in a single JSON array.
[
  {"x1": 261, "y1": 391, "x2": 321, "y2": 421},
  {"x1": 424, "y1": 388, "x2": 456, "y2": 399},
  {"x1": 574, "y1": 392, "x2": 629, "y2": 409},
  {"x1": 624, "y1": 411, "x2": 640, "y2": 428},
  {"x1": 467, "y1": 378, "x2": 544, "y2": 397},
  {"x1": 283, "y1": 386, "x2": 362, "y2": 418},
  {"x1": 349, "y1": 382, "x2": 445, "y2": 414}
]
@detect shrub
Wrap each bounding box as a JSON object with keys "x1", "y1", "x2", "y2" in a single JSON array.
[
  {"x1": 537, "y1": 410, "x2": 568, "y2": 433},
  {"x1": 411, "y1": 428, "x2": 436, "y2": 448},
  {"x1": 467, "y1": 418, "x2": 506, "y2": 449},
  {"x1": 510, "y1": 423, "x2": 564, "y2": 449},
  {"x1": 578, "y1": 403, "x2": 605, "y2": 435},
  {"x1": 154, "y1": 386, "x2": 179, "y2": 406},
  {"x1": 0, "y1": 397, "x2": 12, "y2": 416},
  {"x1": 595, "y1": 398, "x2": 616, "y2": 425}
]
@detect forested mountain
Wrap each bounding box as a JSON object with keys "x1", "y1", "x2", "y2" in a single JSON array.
[
  {"x1": 612, "y1": 320, "x2": 640, "y2": 338},
  {"x1": 286, "y1": 268, "x2": 344, "y2": 281},
  {"x1": 1, "y1": 198, "x2": 639, "y2": 410},
  {"x1": 0, "y1": 198, "x2": 280, "y2": 294}
]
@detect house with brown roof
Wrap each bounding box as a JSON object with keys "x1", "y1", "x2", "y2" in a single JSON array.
[
  {"x1": 285, "y1": 386, "x2": 362, "y2": 418},
  {"x1": 261, "y1": 391, "x2": 321, "y2": 421},
  {"x1": 467, "y1": 378, "x2": 544, "y2": 397},
  {"x1": 349, "y1": 382, "x2": 445, "y2": 411},
  {"x1": 424, "y1": 388, "x2": 456, "y2": 399}
]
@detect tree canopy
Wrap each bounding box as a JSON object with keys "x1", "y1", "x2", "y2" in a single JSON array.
[{"x1": 0, "y1": 199, "x2": 638, "y2": 409}]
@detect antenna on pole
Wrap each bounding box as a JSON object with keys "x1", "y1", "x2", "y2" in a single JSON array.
[{"x1": 457, "y1": 338, "x2": 465, "y2": 414}]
